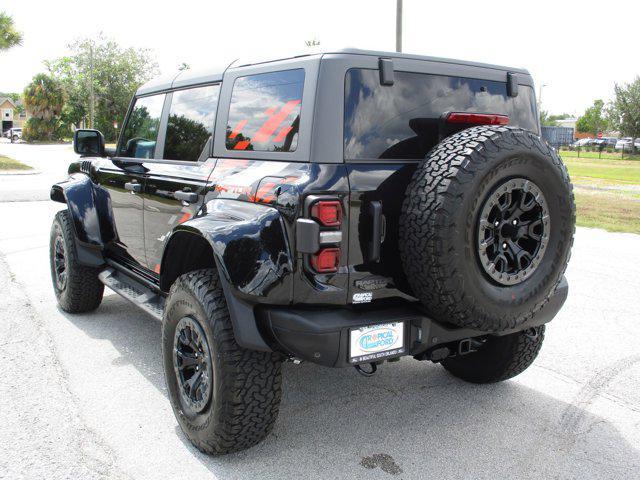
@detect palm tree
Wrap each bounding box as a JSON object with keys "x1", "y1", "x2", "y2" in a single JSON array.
[{"x1": 23, "y1": 73, "x2": 66, "y2": 141}]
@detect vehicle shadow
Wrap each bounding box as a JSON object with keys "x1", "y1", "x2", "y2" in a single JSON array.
[{"x1": 65, "y1": 293, "x2": 640, "y2": 480}]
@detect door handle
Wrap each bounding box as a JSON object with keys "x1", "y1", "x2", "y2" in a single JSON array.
[
  {"x1": 124, "y1": 182, "x2": 142, "y2": 193},
  {"x1": 174, "y1": 190, "x2": 199, "y2": 203},
  {"x1": 368, "y1": 201, "x2": 386, "y2": 262}
]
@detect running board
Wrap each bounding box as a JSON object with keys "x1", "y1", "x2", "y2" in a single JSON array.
[{"x1": 98, "y1": 267, "x2": 165, "y2": 321}]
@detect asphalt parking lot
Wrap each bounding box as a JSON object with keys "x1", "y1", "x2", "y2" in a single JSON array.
[{"x1": 0, "y1": 144, "x2": 639, "y2": 480}]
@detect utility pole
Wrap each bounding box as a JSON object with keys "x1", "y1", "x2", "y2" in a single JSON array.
[
  {"x1": 537, "y1": 83, "x2": 548, "y2": 113},
  {"x1": 396, "y1": 0, "x2": 402, "y2": 52},
  {"x1": 89, "y1": 43, "x2": 95, "y2": 129}
]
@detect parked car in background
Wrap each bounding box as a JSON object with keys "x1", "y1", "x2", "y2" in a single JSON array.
[
  {"x1": 593, "y1": 137, "x2": 617, "y2": 149},
  {"x1": 7, "y1": 128, "x2": 22, "y2": 142},
  {"x1": 615, "y1": 137, "x2": 640, "y2": 150},
  {"x1": 572, "y1": 138, "x2": 593, "y2": 147}
]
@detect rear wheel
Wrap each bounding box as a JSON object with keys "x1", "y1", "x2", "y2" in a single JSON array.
[
  {"x1": 441, "y1": 326, "x2": 545, "y2": 383},
  {"x1": 49, "y1": 210, "x2": 104, "y2": 313},
  {"x1": 162, "y1": 269, "x2": 282, "y2": 455}
]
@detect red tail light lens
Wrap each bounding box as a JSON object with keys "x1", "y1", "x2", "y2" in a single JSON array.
[
  {"x1": 446, "y1": 112, "x2": 509, "y2": 125},
  {"x1": 311, "y1": 200, "x2": 342, "y2": 227},
  {"x1": 311, "y1": 247, "x2": 341, "y2": 273}
]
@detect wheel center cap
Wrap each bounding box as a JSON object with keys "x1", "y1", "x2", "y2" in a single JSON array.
[{"x1": 500, "y1": 222, "x2": 518, "y2": 239}]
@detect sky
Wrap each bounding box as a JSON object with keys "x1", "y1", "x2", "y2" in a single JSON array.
[{"x1": 1, "y1": 0, "x2": 638, "y2": 116}]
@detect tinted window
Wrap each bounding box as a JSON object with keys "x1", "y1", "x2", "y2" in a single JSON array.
[
  {"x1": 118, "y1": 94, "x2": 165, "y2": 159},
  {"x1": 226, "y1": 69, "x2": 304, "y2": 152},
  {"x1": 344, "y1": 69, "x2": 538, "y2": 160},
  {"x1": 163, "y1": 85, "x2": 220, "y2": 162}
]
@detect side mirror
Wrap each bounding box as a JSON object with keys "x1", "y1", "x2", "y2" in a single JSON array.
[{"x1": 74, "y1": 129, "x2": 105, "y2": 157}]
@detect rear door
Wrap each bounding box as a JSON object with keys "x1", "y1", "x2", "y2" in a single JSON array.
[
  {"x1": 143, "y1": 84, "x2": 221, "y2": 273},
  {"x1": 343, "y1": 67, "x2": 539, "y2": 304},
  {"x1": 99, "y1": 93, "x2": 165, "y2": 266}
]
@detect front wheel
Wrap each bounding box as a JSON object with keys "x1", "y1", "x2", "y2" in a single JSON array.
[
  {"x1": 162, "y1": 269, "x2": 283, "y2": 455},
  {"x1": 441, "y1": 326, "x2": 545, "y2": 383},
  {"x1": 49, "y1": 210, "x2": 104, "y2": 313}
]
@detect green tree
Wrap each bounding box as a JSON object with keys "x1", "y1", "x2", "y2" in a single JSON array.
[
  {"x1": 539, "y1": 110, "x2": 557, "y2": 127},
  {"x1": 576, "y1": 99, "x2": 607, "y2": 136},
  {"x1": 47, "y1": 35, "x2": 158, "y2": 141},
  {"x1": 608, "y1": 77, "x2": 640, "y2": 152},
  {"x1": 164, "y1": 114, "x2": 210, "y2": 161},
  {"x1": 540, "y1": 111, "x2": 571, "y2": 127},
  {"x1": 22, "y1": 73, "x2": 66, "y2": 141},
  {"x1": 0, "y1": 11, "x2": 22, "y2": 51}
]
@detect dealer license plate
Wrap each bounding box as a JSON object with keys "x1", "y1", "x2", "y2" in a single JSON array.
[{"x1": 349, "y1": 322, "x2": 405, "y2": 363}]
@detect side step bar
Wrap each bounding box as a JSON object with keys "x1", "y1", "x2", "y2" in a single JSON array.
[{"x1": 98, "y1": 267, "x2": 165, "y2": 321}]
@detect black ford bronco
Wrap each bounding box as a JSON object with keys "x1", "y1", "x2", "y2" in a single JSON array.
[{"x1": 49, "y1": 49, "x2": 575, "y2": 455}]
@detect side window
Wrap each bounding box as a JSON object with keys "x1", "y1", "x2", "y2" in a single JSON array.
[
  {"x1": 163, "y1": 85, "x2": 220, "y2": 162},
  {"x1": 226, "y1": 69, "x2": 304, "y2": 152},
  {"x1": 344, "y1": 69, "x2": 539, "y2": 160},
  {"x1": 118, "y1": 94, "x2": 165, "y2": 159}
]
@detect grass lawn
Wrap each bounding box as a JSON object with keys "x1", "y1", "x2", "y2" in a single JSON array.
[
  {"x1": 559, "y1": 149, "x2": 640, "y2": 162},
  {"x1": 560, "y1": 154, "x2": 640, "y2": 234},
  {"x1": 573, "y1": 190, "x2": 640, "y2": 234},
  {"x1": 0, "y1": 155, "x2": 32, "y2": 171}
]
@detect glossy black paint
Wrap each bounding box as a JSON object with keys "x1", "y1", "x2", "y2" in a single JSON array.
[
  {"x1": 173, "y1": 199, "x2": 292, "y2": 303},
  {"x1": 346, "y1": 163, "x2": 419, "y2": 303},
  {"x1": 143, "y1": 160, "x2": 214, "y2": 271},
  {"x1": 96, "y1": 159, "x2": 147, "y2": 265},
  {"x1": 191, "y1": 159, "x2": 350, "y2": 306}
]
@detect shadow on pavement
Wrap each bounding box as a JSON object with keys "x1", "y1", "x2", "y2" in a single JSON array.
[{"x1": 64, "y1": 293, "x2": 640, "y2": 479}]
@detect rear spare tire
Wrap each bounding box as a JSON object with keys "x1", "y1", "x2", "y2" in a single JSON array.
[{"x1": 399, "y1": 126, "x2": 574, "y2": 331}]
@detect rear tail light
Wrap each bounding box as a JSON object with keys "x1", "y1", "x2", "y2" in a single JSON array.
[
  {"x1": 311, "y1": 247, "x2": 341, "y2": 273},
  {"x1": 446, "y1": 112, "x2": 509, "y2": 125},
  {"x1": 311, "y1": 200, "x2": 342, "y2": 227}
]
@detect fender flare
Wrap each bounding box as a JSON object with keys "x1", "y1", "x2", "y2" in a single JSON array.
[
  {"x1": 50, "y1": 173, "x2": 111, "y2": 267},
  {"x1": 160, "y1": 199, "x2": 294, "y2": 351}
]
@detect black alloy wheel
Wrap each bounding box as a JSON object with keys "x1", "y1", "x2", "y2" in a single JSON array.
[
  {"x1": 53, "y1": 234, "x2": 67, "y2": 291},
  {"x1": 477, "y1": 178, "x2": 550, "y2": 286},
  {"x1": 173, "y1": 316, "x2": 213, "y2": 414}
]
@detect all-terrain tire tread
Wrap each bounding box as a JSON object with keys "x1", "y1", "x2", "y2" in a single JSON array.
[
  {"x1": 50, "y1": 209, "x2": 104, "y2": 313},
  {"x1": 442, "y1": 326, "x2": 546, "y2": 383},
  {"x1": 399, "y1": 126, "x2": 575, "y2": 331},
  {"x1": 164, "y1": 269, "x2": 282, "y2": 455}
]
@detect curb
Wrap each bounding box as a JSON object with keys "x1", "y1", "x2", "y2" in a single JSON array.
[{"x1": 0, "y1": 170, "x2": 41, "y2": 176}]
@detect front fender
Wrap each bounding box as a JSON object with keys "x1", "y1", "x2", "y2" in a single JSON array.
[{"x1": 50, "y1": 173, "x2": 111, "y2": 266}]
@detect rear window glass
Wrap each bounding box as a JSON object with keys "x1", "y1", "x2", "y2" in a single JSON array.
[
  {"x1": 226, "y1": 69, "x2": 304, "y2": 152},
  {"x1": 344, "y1": 69, "x2": 538, "y2": 160},
  {"x1": 163, "y1": 84, "x2": 220, "y2": 162},
  {"x1": 118, "y1": 94, "x2": 165, "y2": 159}
]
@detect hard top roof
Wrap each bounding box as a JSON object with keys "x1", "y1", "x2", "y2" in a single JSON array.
[{"x1": 136, "y1": 48, "x2": 530, "y2": 96}]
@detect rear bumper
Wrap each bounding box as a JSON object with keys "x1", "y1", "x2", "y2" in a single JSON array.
[{"x1": 259, "y1": 276, "x2": 568, "y2": 367}]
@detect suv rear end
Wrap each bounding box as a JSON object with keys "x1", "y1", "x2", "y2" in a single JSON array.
[{"x1": 259, "y1": 51, "x2": 564, "y2": 365}]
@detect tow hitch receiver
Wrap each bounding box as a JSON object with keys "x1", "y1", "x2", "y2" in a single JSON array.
[{"x1": 355, "y1": 363, "x2": 378, "y2": 377}]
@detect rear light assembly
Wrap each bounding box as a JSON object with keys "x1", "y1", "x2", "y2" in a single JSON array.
[
  {"x1": 296, "y1": 197, "x2": 344, "y2": 274},
  {"x1": 446, "y1": 112, "x2": 509, "y2": 126},
  {"x1": 311, "y1": 200, "x2": 342, "y2": 227},
  {"x1": 311, "y1": 247, "x2": 341, "y2": 273}
]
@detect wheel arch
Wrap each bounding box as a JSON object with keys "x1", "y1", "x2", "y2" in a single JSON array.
[
  {"x1": 50, "y1": 173, "x2": 111, "y2": 267},
  {"x1": 159, "y1": 202, "x2": 294, "y2": 351}
]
